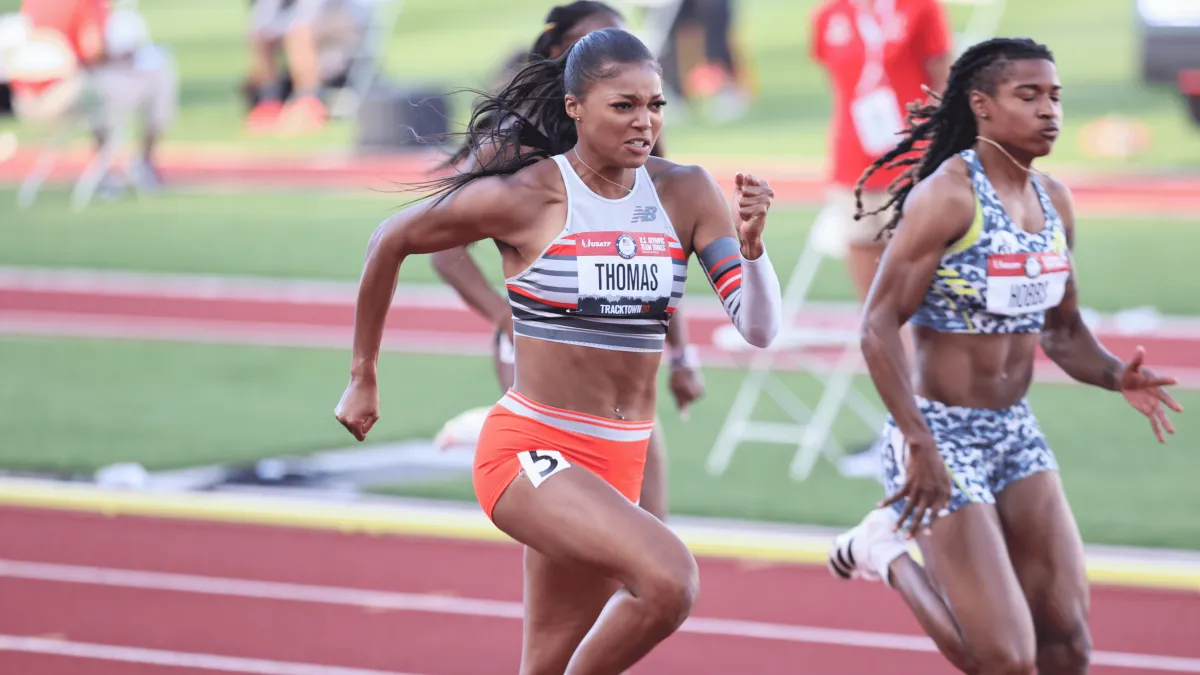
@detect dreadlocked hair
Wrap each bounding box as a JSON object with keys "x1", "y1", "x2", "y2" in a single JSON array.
[
  {"x1": 412, "y1": 27, "x2": 658, "y2": 206},
  {"x1": 438, "y1": 1, "x2": 624, "y2": 169},
  {"x1": 853, "y1": 37, "x2": 1055, "y2": 239}
]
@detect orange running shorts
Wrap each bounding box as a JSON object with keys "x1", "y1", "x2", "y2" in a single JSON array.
[{"x1": 472, "y1": 389, "x2": 655, "y2": 521}]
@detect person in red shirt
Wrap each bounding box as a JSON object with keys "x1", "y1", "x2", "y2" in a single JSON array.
[
  {"x1": 9, "y1": 0, "x2": 108, "y2": 118},
  {"x1": 810, "y1": 0, "x2": 951, "y2": 303}
]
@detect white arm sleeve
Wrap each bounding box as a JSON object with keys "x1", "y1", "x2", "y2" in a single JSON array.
[{"x1": 697, "y1": 236, "x2": 783, "y2": 348}]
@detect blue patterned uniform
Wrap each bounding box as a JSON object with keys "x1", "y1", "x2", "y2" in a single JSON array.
[{"x1": 881, "y1": 149, "x2": 1072, "y2": 523}]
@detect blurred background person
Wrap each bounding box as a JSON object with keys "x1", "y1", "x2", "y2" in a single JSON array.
[
  {"x1": 88, "y1": 5, "x2": 177, "y2": 193},
  {"x1": 660, "y1": 0, "x2": 750, "y2": 123},
  {"x1": 809, "y1": 0, "x2": 952, "y2": 477},
  {"x1": 242, "y1": 0, "x2": 373, "y2": 136},
  {"x1": 810, "y1": 0, "x2": 952, "y2": 303},
  {"x1": 7, "y1": 0, "x2": 107, "y2": 126}
]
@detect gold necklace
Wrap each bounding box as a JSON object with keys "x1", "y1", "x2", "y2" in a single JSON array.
[
  {"x1": 572, "y1": 148, "x2": 634, "y2": 194},
  {"x1": 975, "y1": 136, "x2": 1048, "y2": 177}
]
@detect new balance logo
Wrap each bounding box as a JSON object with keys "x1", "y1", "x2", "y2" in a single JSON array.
[{"x1": 631, "y1": 206, "x2": 658, "y2": 223}]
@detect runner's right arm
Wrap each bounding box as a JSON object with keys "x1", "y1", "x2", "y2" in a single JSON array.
[
  {"x1": 357, "y1": 177, "x2": 533, "y2": 375},
  {"x1": 335, "y1": 173, "x2": 541, "y2": 441},
  {"x1": 860, "y1": 165, "x2": 972, "y2": 531},
  {"x1": 859, "y1": 168, "x2": 971, "y2": 445},
  {"x1": 431, "y1": 137, "x2": 515, "y2": 330}
]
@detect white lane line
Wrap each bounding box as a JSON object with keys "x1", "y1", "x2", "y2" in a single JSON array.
[
  {"x1": 2, "y1": 559, "x2": 1199, "y2": 672},
  {"x1": 0, "y1": 635, "x2": 428, "y2": 675}
]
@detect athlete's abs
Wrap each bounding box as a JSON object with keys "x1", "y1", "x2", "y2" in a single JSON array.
[
  {"x1": 502, "y1": 155, "x2": 687, "y2": 422},
  {"x1": 913, "y1": 328, "x2": 1040, "y2": 409},
  {"x1": 909, "y1": 149, "x2": 1070, "y2": 410},
  {"x1": 514, "y1": 338, "x2": 661, "y2": 422}
]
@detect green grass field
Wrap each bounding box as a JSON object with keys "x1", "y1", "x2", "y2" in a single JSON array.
[
  {"x1": 3, "y1": 0, "x2": 1198, "y2": 169},
  {"x1": 2, "y1": 0, "x2": 1198, "y2": 550},
  {"x1": 0, "y1": 186, "x2": 1197, "y2": 551},
  {"x1": 2, "y1": 335, "x2": 1196, "y2": 550},
  {"x1": 5, "y1": 187, "x2": 1200, "y2": 315}
]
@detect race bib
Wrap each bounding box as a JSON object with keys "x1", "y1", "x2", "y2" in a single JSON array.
[
  {"x1": 576, "y1": 231, "x2": 673, "y2": 318},
  {"x1": 986, "y1": 252, "x2": 1071, "y2": 316},
  {"x1": 518, "y1": 450, "x2": 570, "y2": 488},
  {"x1": 851, "y1": 87, "x2": 905, "y2": 155}
]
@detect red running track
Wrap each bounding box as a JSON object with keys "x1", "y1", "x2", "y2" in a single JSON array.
[
  {"x1": 1, "y1": 506, "x2": 1199, "y2": 675},
  {"x1": 3, "y1": 287, "x2": 1200, "y2": 379}
]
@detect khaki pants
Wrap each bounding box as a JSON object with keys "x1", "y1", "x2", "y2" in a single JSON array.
[{"x1": 89, "y1": 45, "x2": 178, "y2": 137}]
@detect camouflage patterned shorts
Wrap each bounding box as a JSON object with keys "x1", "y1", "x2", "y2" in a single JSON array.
[{"x1": 880, "y1": 396, "x2": 1059, "y2": 527}]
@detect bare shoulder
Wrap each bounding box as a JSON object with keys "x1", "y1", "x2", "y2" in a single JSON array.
[
  {"x1": 418, "y1": 156, "x2": 563, "y2": 247},
  {"x1": 644, "y1": 157, "x2": 720, "y2": 194},
  {"x1": 897, "y1": 154, "x2": 975, "y2": 240},
  {"x1": 1038, "y1": 172, "x2": 1076, "y2": 226},
  {"x1": 643, "y1": 159, "x2": 726, "y2": 248},
  {"x1": 473, "y1": 156, "x2": 563, "y2": 210}
]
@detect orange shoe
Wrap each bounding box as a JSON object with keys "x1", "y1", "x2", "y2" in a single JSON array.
[
  {"x1": 278, "y1": 95, "x2": 327, "y2": 137},
  {"x1": 245, "y1": 100, "x2": 284, "y2": 135}
]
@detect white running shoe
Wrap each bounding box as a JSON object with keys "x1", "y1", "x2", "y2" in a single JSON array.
[{"x1": 828, "y1": 508, "x2": 910, "y2": 586}]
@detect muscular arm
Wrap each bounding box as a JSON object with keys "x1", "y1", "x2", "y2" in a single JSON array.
[
  {"x1": 687, "y1": 167, "x2": 782, "y2": 348},
  {"x1": 430, "y1": 140, "x2": 511, "y2": 325},
  {"x1": 859, "y1": 168, "x2": 973, "y2": 441},
  {"x1": 1039, "y1": 179, "x2": 1124, "y2": 391},
  {"x1": 351, "y1": 176, "x2": 537, "y2": 381}
]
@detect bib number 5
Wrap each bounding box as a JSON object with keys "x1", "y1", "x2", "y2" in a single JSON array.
[{"x1": 518, "y1": 449, "x2": 571, "y2": 487}]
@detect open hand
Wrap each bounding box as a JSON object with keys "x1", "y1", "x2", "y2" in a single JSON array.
[
  {"x1": 880, "y1": 435, "x2": 951, "y2": 539},
  {"x1": 734, "y1": 173, "x2": 773, "y2": 249},
  {"x1": 1117, "y1": 346, "x2": 1184, "y2": 443}
]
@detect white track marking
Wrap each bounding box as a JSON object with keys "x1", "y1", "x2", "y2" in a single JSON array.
[
  {"x1": 0, "y1": 635, "x2": 426, "y2": 675},
  {"x1": 3, "y1": 559, "x2": 1199, "y2": 672}
]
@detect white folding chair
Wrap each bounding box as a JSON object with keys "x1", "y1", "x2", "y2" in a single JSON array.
[
  {"x1": 327, "y1": 0, "x2": 405, "y2": 119},
  {"x1": 706, "y1": 203, "x2": 886, "y2": 481},
  {"x1": 614, "y1": 0, "x2": 688, "y2": 60},
  {"x1": 942, "y1": 0, "x2": 1009, "y2": 55}
]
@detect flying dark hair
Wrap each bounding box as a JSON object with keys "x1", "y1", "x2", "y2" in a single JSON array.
[
  {"x1": 438, "y1": 2, "x2": 625, "y2": 169},
  {"x1": 531, "y1": 1, "x2": 624, "y2": 62},
  {"x1": 854, "y1": 37, "x2": 1056, "y2": 238},
  {"x1": 416, "y1": 27, "x2": 658, "y2": 205}
]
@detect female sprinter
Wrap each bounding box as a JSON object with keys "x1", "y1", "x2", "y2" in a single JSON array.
[
  {"x1": 335, "y1": 28, "x2": 782, "y2": 674},
  {"x1": 431, "y1": 1, "x2": 705, "y2": 523},
  {"x1": 827, "y1": 38, "x2": 1183, "y2": 675}
]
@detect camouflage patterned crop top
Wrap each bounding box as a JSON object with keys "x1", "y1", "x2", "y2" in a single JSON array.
[{"x1": 909, "y1": 149, "x2": 1072, "y2": 334}]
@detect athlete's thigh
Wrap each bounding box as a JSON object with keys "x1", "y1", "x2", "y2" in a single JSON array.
[
  {"x1": 520, "y1": 547, "x2": 621, "y2": 673},
  {"x1": 917, "y1": 503, "x2": 1036, "y2": 665},
  {"x1": 491, "y1": 460, "x2": 694, "y2": 592},
  {"x1": 995, "y1": 471, "x2": 1089, "y2": 637},
  {"x1": 638, "y1": 422, "x2": 668, "y2": 521}
]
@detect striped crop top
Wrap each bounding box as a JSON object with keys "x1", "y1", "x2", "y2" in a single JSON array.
[
  {"x1": 910, "y1": 149, "x2": 1072, "y2": 334},
  {"x1": 504, "y1": 155, "x2": 688, "y2": 353}
]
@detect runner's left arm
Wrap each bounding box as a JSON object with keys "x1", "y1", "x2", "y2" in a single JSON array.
[
  {"x1": 1039, "y1": 178, "x2": 1125, "y2": 390},
  {"x1": 688, "y1": 167, "x2": 782, "y2": 349}
]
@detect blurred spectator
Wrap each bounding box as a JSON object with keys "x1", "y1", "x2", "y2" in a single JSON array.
[
  {"x1": 90, "y1": 7, "x2": 177, "y2": 191},
  {"x1": 661, "y1": 0, "x2": 749, "y2": 123},
  {"x1": 810, "y1": 0, "x2": 951, "y2": 304},
  {"x1": 243, "y1": 0, "x2": 370, "y2": 136},
  {"x1": 810, "y1": 0, "x2": 951, "y2": 478},
  {"x1": 7, "y1": 0, "x2": 107, "y2": 125}
]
